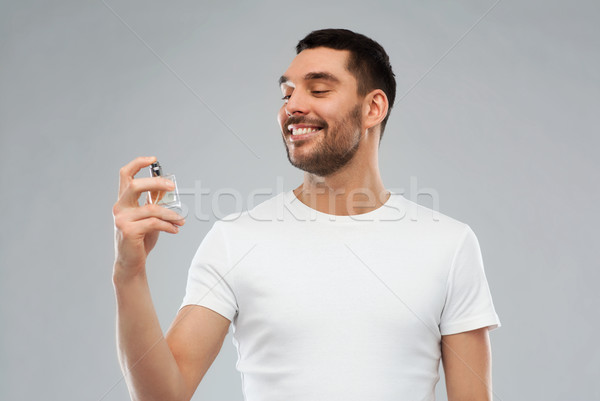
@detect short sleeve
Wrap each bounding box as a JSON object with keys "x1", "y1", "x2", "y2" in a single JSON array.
[
  {"x1": 439, "y1": 225, "x2": 501, "y2": 335},
  {"x1": 179, "y1": 221, "x2": 238, "y2": 322}
]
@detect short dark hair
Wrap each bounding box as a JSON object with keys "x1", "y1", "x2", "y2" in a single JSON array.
[{"x1": 296, "y1": 28, "x2": 396, "y2": 140}]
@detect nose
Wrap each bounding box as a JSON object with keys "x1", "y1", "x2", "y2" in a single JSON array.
[{"x1": 284, "y1": 90, "x2": 310, "y2": 116}]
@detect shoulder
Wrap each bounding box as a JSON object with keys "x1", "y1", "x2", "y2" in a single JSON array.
[
  {"x1": 212, "y1": 191, "x2": 287, "y2": 234},
  {"x1": 391, "y1": 194, "x2": 472, "y2": 243}
]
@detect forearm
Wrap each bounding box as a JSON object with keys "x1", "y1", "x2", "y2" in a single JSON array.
[{"x1": 113, "y1": 266, "x2": 186, "y2": 401}]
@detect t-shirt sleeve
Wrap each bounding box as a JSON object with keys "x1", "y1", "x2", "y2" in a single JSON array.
[
  {"x1": 439, "y1": 225, "x2": 501, "y2": 335},
  {"x1": 179, "y1": 221, "x2": 238, "y2": 322}
]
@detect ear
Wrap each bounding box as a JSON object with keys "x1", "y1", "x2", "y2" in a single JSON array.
[{"x1": 362, "y1": 89, "x2": 389, "y2": 132}]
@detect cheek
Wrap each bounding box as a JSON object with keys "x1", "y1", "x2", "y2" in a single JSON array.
[
  {"x1": 315, "y1": 103, "x2": 340, "y2": 123},
  {"x1": 277, "y1": 107, "x2": 287, "y2": 128}
]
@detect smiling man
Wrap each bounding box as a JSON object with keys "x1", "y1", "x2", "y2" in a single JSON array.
[
  {"x1": 113, "y1": 29, "x2": 501, "y2": 401},
  {"x1": 278, "y1": 32, "x2": 394, "y2": 212},
  {"x1": 279, "y1": 65, "x2": 364, "y2": 178}
]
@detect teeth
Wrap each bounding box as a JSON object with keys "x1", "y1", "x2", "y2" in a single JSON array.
[{"x1": 291, "y1": 127, "x2": 320, "y2": 135}]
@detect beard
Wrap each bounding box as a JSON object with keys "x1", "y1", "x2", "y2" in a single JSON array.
[{"x1": 282, "y1": 104, "x2": 363, "y2": 177}]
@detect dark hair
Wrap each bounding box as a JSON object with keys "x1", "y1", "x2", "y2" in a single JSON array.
[{"x1": 296, "y1": 28, "x2": 396, "y2": 140}]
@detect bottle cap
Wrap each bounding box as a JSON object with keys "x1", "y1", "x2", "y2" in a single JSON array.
[{"x1": 150, "y1": 161, "x2": 163, "y2": 177}]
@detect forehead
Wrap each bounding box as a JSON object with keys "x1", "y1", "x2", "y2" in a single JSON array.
[{"x1": 281, "y1": 47, "x2": 354, "y2": 86}]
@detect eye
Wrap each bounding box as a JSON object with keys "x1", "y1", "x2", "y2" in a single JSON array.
[
  {"x1": 312, "y1": 90, "x2": 330, "y2": 96},
  {"x1": 281, "y1": 95, "x2": 291, "y2": 101}
]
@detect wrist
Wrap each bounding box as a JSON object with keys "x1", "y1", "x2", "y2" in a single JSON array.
[{"x1": 112, "y1": 261, "x2": 147, "y2": 286}]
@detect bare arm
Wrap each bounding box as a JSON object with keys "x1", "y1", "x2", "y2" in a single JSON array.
[
  {"x1": 114, "y1": 276, "x2": 231, "y2": 401},
  {"x1": 165, "y1": 305, "x2": 231, "y2": 398},
  {"x1": 112, "y1": 156, "x2": 230, "y2": 401},
  {"x1": 441, "y1": 327, "x2": 493, "y2": 401},
  {"x1": 114, "y1": 271, "x2": 186, "y2": 401}
]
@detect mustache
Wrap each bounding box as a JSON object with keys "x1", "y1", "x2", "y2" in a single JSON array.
[{"x1": 284, "y1": 116, "x2": 328, "y2": 131}]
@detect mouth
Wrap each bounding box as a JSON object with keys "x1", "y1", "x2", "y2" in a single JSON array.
[{"x1": 287, "y1": 124, "x2": 324, "y2": 141}]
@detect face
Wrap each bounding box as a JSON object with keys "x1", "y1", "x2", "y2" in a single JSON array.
[{"x1": 278, "y1": 47, "x2": 364, "y2": 177}]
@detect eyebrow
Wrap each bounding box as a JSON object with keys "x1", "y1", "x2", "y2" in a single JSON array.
[{"x1": 278, "y1": 72, "x2": 341, "y2": 86}]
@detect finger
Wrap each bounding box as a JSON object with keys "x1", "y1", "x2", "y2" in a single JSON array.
[
  {"x1": 114, "y1": 206, "x2": 184, "y2": 236},
  {"x1": 118, "y1": 156, "x2": 157, "y2": 197},
  {"x1": 120, "y1": 176, "x2": 176, "y2": 206},
  {"x1": 133, "y1": 217, "x2": 181, "y2": 235},
  {"x1": 127, "y1": 204, "x2": 186, "y2": 225}
]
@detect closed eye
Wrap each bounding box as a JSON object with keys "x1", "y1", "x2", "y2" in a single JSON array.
[{"x1": 282, "y1": 90, "x2": 330, "y2": 102}]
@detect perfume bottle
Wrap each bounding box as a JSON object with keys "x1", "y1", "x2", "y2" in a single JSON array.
[{"x1": 148, "y1": 161, "x2": 181, "y2": 210}]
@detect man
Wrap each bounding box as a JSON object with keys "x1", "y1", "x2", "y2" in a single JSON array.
[{"x1": 112, "y1": 29, "x2": 501, "y2": 401}]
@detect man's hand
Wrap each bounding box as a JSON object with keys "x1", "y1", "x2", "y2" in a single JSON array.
[{"x1": 112, "y1": 156, "x2": 185, "y2": 280}]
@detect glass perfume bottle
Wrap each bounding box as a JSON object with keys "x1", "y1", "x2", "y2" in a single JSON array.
[{"x1": 148, "y1": 161, "x2": 181, "y2": 210}]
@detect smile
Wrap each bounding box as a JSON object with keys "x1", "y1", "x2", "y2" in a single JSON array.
[
  {"x1": 290, "y1": 127, "x2": 320, "y2": 135},
  {"x1": 287, "y1": 124, "x2": 323, "y2": 139}
]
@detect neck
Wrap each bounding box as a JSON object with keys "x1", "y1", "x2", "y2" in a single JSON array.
[{"x1": 293, "y1": 131, "x2": 390, "y2": 216}]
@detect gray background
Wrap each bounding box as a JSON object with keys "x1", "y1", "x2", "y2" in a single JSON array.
[{"x1": 1, "y1": 0, "x2": 598, "y2": 400}]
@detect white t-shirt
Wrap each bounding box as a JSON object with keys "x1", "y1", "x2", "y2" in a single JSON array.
[{"x1": 180, "y1": 190, "x2": 501, "y2": 401}]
